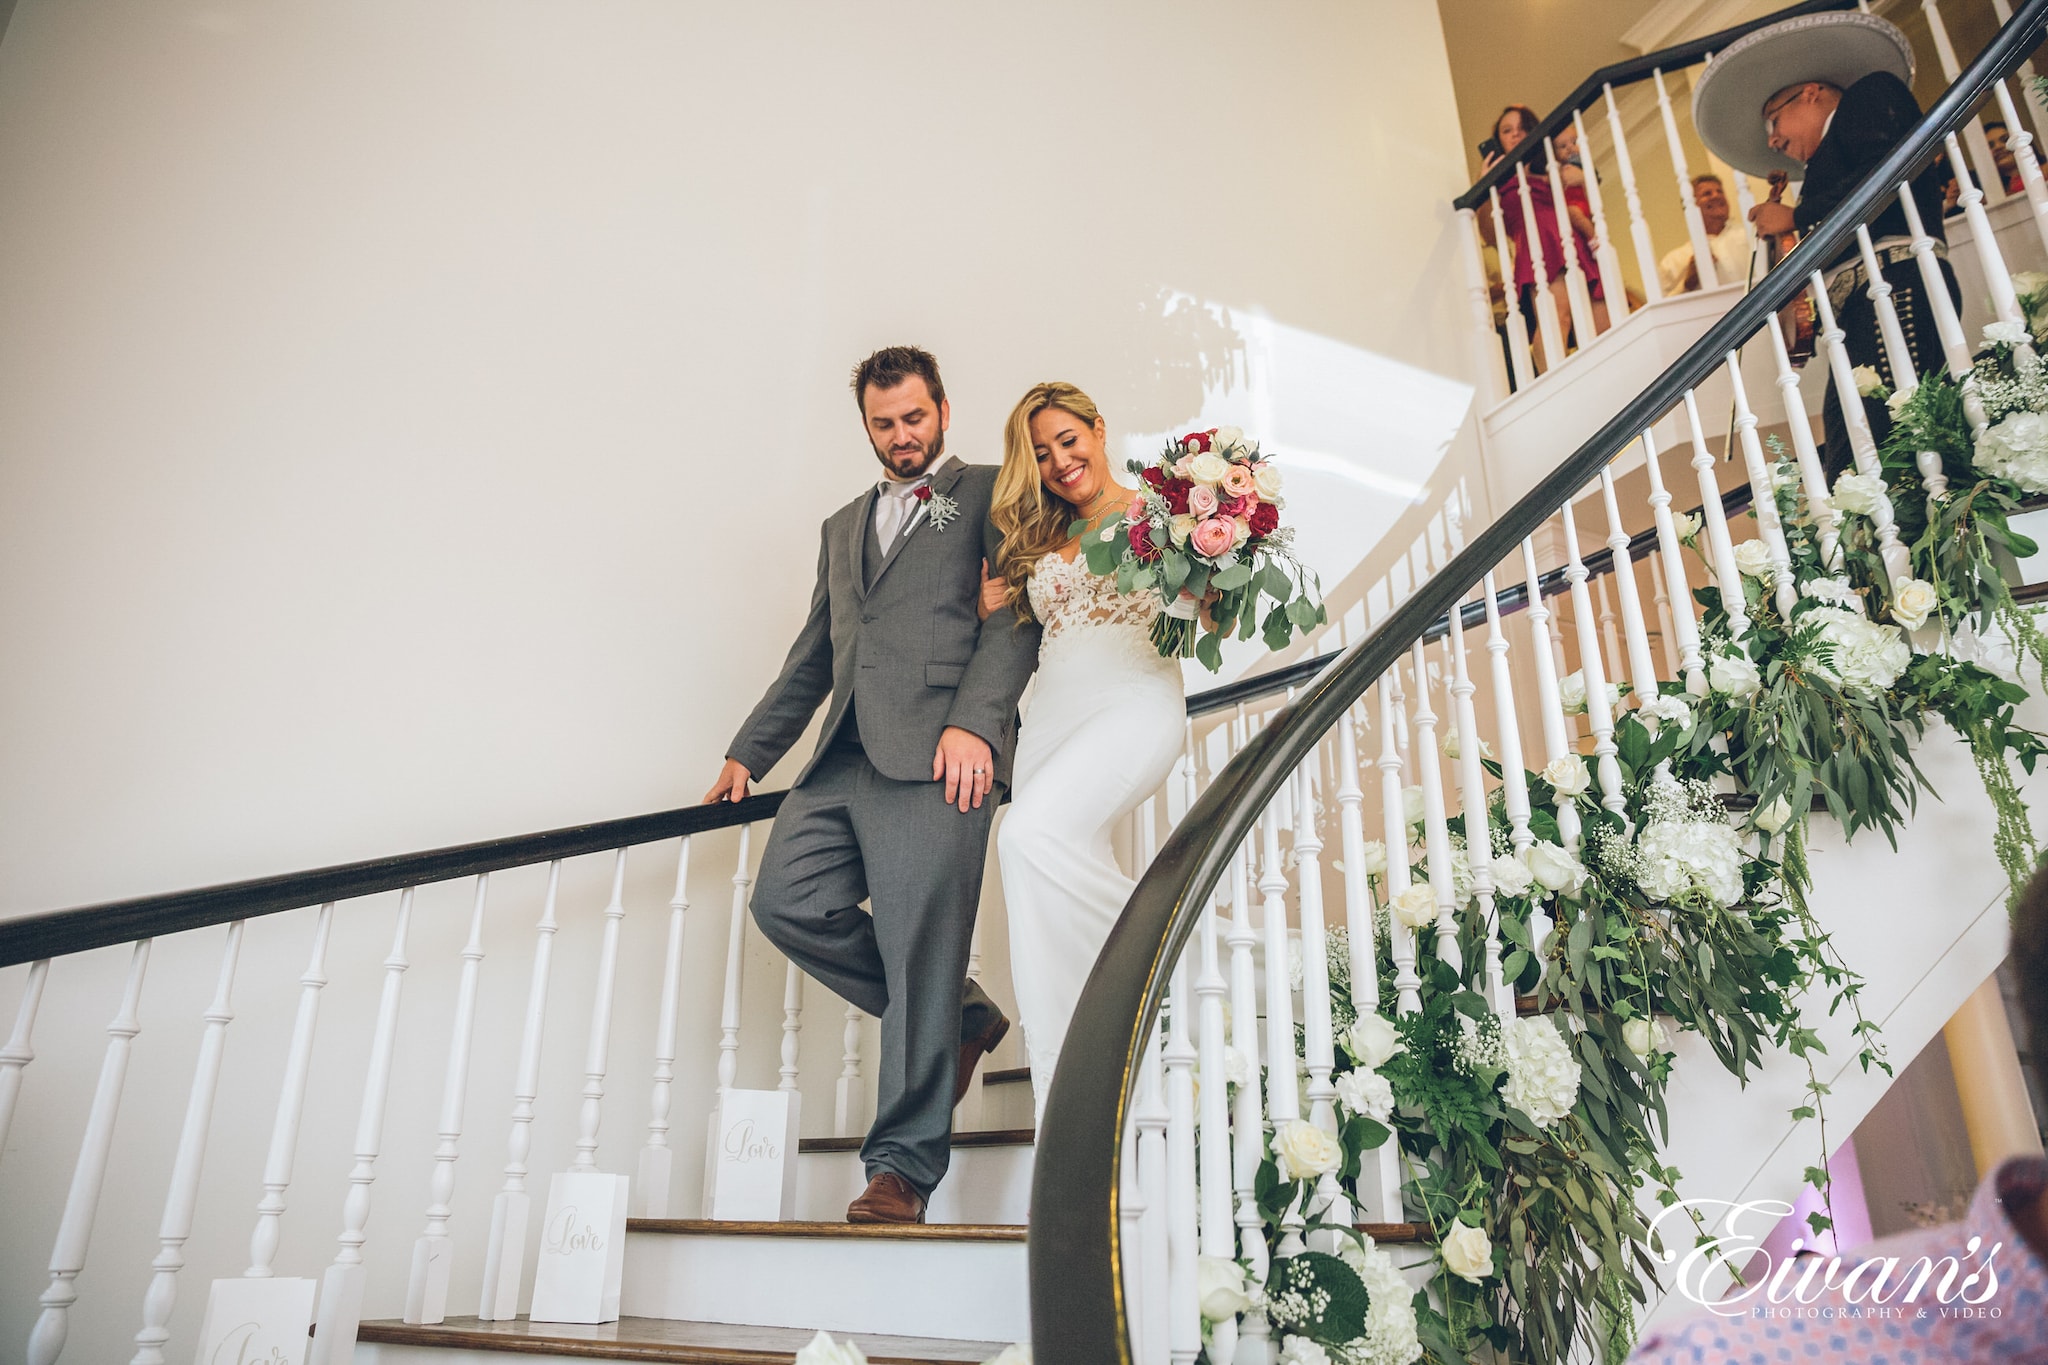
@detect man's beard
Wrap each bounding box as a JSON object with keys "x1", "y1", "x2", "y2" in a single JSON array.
[{"x1": 872, "y1": 430, "x2": 944, "y2": 480}]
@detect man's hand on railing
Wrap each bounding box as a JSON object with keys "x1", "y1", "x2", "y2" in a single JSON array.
[{"x1": 704, "y1": 758, "x2": 754, "y2": 804}]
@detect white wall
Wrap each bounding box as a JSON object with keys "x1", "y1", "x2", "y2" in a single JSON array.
[{"x1": 0, "y1": 3, "x2": 1481, "y2": 1361}]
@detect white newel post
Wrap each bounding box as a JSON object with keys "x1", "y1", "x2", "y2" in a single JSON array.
[
  {"x1": 130, "y1": 923, "x2": 244, "y2": 1364},
  {"x1": 480, "y1": 863, "x2": 562, "y2": 1321},
  {"x1": 404, "y1": 875, "x2": 492, "y2": 1326},
  {"x1": 1653, "y1": 66, "x2": 1719, "y2": 290},
  {"x1": 1575, "y1": 107, "x2": 1628, "y2": 322},
  {"x1": 28, "y1": 940, "x2": 150, "y2": 1365},
  {"x1": 1604, "y1": 82, "x2": 1664, "y2": 304},
  {"x1": 636, "y1": 840, "x2": 691, "y2": 1218},
  {"x1": 309, "y1": 890, "x2": 414, "y2": 1365},
  {"x1": 0, "y1": 957, "x2": 51, "y2": 1157}
]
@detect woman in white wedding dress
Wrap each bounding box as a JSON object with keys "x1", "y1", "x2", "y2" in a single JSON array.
[{"x1": 978, "y1": 382, "x2": 1188, "y2": 1125}]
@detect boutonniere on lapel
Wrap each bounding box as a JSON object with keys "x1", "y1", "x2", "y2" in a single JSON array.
[{"x1": 912, "y1": 483, "x2": 960, "y2": 532}]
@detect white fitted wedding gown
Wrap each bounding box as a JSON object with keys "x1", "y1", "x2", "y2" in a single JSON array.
[{"x1": 996, "y1": 548, "x2": 1187, "y2": 1126}]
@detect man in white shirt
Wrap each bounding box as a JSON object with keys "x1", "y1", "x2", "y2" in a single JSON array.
[{"x1": 1657, "y1": 174, "x2": 1754, "y2": 294}]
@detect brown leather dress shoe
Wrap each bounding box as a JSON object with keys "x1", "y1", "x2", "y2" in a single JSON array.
[
  {"x1": 847, "y1": 1171, "x2": 926, "y2": 1224},
  {"x1": 955, "y1": 1011, "x2": 1011, "y2": 1106}
]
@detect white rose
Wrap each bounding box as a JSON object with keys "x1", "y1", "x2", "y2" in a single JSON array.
[
  {"x1": 1524, "y1": 841, "x2": 1586, "y2": 896},
  {"x1": 1169, "y1": 513, "x2": 1198, "y2": 545},
  {"x1": 1272, "y1": 1118, "x2": 1343, "y2": 1182},
  {"x1": 1886, "y1": 383, "x2": 1918, "y2": 418},
  {"x1": 1733, "y1": 538, "x2": 1774, "y2": 579},
  {"x1": 1358, "y1": 839, "x2": 1389, "y2": 876},
  {"x1": 1558, "y1": 669, "x2": 1588, "y2": 715},
  {"x1": 1277, "y1": 1338, "x2": 1333, "y2": 1365},
  {"x1": 1802, "y1": 576, "x2": 1857, "y2": 608},
  {"x1": 1212, "y1": 425, "x2": 1246, "y2": 453},
  {"x1": 1196, "y1": 1255, "x2": 1251, "y2": 1322},
  {"x1": 1890, "y1": 576, "x2": 1938, "y2": 631},
  {"x1": 1253, "y1": 463, "x2": 1284, "y2": 500},
  {"x1": 1335, "y1": 1067, "x2": 1395, "y2": 1122},
  {"x1": 1441, "y1": 1222, "x2": 1494, "y2": 1285},
  {"x1": 1442, "y1": 728, "x2": 1491, "y2": 761},
  {"x1": 796, "y1": 1332, "x2": 869, "y2": 1365},
  {"x1": 1709, "y1": 650, "x2": 1761, "y2": 699},
  {"x1": 1390, "y1": 882, "x2": 1438, "y2": 930},
  {"x1": 1186, "y1": 451, "x2": 1231, "y2": 486},
  {"x1": 1224, "y1": 1045, "x2": 1254, "y2": 1088},
  {"x1": 1851, "y1": 363, "x2": 1885, "y2": 397},
  {"x1": 1674, "y1": 511, "x2": 1702, "y2": 544},
  {"x1": 1622, "y1": 1015, "x2": 1670, "y2": 1060},
  {"x1": 1638, "y1": 693, "x2": 1694, "y2": 734},
  {"x1": 1542, "y1": 755, "x2": 1591, "y2": 797},
  {"x1": 1755, "y1": 796, "x2": 1793, "y2": 833},
  {"x1": 1401, "y1": 784, "x2": 1425, "y2": 829},
  {"x1": 1975, "y1": 410, "x2": 2048, "y2": 494},
  {"x1": 1491, "y1": 851, "x2": 1535, "y2": 897},
  {"x1": 2014, "y1": 270, "x2": 2048, "y2": 300},
  {"x1": 1984, "y1": 318, "x2": 2030, "y2": 347},
  {"x1": 1345, "y1": 1012, "x2": 1405, "y2": 1070},
  {"x1": 1829, "y1": 471, "x2": 1887, "y2": 517}
]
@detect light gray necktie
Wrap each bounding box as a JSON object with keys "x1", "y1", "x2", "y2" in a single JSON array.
[{"x1": 874, "y1": 476, "x2": 928, "y2": 548}]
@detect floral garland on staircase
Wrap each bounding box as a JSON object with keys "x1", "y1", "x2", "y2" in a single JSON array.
[{"x1": 1197, "y1": 284, "x2": 2048, "y2": 1365}]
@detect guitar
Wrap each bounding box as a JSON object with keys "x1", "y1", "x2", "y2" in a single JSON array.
[{"x1": 1762, "y1": 170, "x2": 1818, "y2": 363}]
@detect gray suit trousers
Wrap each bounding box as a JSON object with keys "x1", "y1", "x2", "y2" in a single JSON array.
[{"x1": 751, "y1": 733, "x2": 1003, "y2": 1196}]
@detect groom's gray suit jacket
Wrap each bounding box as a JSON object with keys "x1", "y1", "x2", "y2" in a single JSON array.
[{"x1": 727, "y1": 456, "x2": 1040, "y2": 788}]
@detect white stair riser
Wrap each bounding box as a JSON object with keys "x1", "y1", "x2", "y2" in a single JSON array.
[
  {"x1": 797, "y1": 1145, "x2": 1034, "y2": 1224},
  {"x1": 621, "y1": 1231, "x2": 1029, "y2": 1342}
]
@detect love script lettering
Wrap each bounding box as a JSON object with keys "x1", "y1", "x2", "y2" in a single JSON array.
[
  {"x1": 543, "y1": 1205, "x2": 607, "y2": 1255},
  {"x1": 209, "y1": 1321, "x2": 291, "y2": 1365},
  {"x1": 722, "y1": 1117, "x2": 782, "y2": 1164}
]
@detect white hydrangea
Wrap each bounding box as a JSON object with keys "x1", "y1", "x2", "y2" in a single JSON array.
[
  {"x1": 1341, "y1": 1234, "x2": 1425, "y2": 1365},
  {"x1": 1634, "y1": 816, "x2": 1746, "y2": 907},
  {"x1": 1500, "y1": 1015, "x2": 1582, "y2": 1127},
  {"x1": 1985, "y1": 318, "x2": 2030, "y2": 348},
  {"x1": 1638, "y1": 693, "x2": 1694, "y2": 733},
  {"x1": 1805, "y1": 606, "x2": 1911, "y2": 695},
  {"x1": 1277, "y1": 1337, "x2": 1333, "y2": 1365},
  {"x1": 1974, "y1": 409, "x2": 2048, "y2": 493},
  {"x1": 1335, "y1": 1067, "x2": 1395, "y2": 1123},
  {"x1": 1490, "y1": 851, "x2": 1535, "y2": 897},
  {"x1": 1801, "y1": 576, "x2": 1858, "y2": 608}
]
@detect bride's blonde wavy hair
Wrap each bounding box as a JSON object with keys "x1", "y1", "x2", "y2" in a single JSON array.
[{"x1": 991, "y1": 382, "x2": 1108, "y2": 623}]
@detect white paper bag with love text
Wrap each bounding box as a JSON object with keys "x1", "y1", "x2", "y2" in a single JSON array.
[
  {"x1": 703, "y1": 1088, "x2": 800, "y2": 1221},
  {"x1": 527, "y1": 1171, "x2": 629, "y2": 1324},
  {"x1": 192, "y1": 1275, "x2": 315, "y2": 1365}
]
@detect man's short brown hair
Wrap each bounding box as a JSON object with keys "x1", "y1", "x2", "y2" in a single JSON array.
[
  {"x1": 1692, "y1": 173, "x2": 1724, "y2": 191},
  {"x1": 851, "y1": 346, "x2": 945, "y2": 416}
]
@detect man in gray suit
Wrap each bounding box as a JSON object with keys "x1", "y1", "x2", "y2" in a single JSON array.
[{"x1": 705, "y1": 346, "x2": 1040, "y2": 1223}]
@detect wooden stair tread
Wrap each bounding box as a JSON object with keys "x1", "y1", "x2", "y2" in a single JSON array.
[
  {"x1": 981, "y1": 1066, "x2": 1031, "y2": 1086},
  {"x1": 357, "y1": 1316, "x2": 1009, "y2": 1363},
  {"x1": 799, "y1": 1128, "x2": 1033, "y2": 1154},
  {"x1": 628, "y1": 1218, "x2": 1026, "y2": 1242}
]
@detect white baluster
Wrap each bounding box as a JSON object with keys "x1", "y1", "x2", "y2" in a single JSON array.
[
  {"x1": 573, "y1": 850, "x2": 629, "y2": 1172},
  {"x1": 836, "y1": 1006, "x2": 866, "y2": 1138},
  {"x1": 1899, "y1": 184, "x2": 1975, "y2": 378},
  {"x1": 1164, "y1": 952, "x2": 1200, "y2": 1365},
  {"x1": 1574, "y1": 107, "x2": 1628, "y2": 322},
  {"x1": 1810, "y1": 277, "x2": 1914, "y2": 585},
  {"x1": 1519, "y1": 537, "x2": 1581, "y2": 897},
  {"x1": 404, "y1": 875, "x2": 490, "y2": 1325},
  {"x1": 638, "y1": 842, "x2": 690, "y2": 1218},
  {"x1": 1334, "y1": 701, "x2": 1381, "y2": 1015},
  {"x1": 1925, "y1": 1, "x2": 2009, "y2": 205},
  {"x1": 28, "y1": 940, "x2": 150, "y2": 1365},
  {"x1": 1194, "y1": 864, "x2": 1237, "y2": 1364},
  {"x1": 244, "y1": 906, "x2": 333, "y2": 1281},
  {"x1": 1995, "y1": 76, "x2": 2048, "y2": 259},
  {"x1": 1515, "y1": 163, "x2": 1568, "y2": 371},
  {"x1": 1854, "y1": 222, "x2": 1949, "y2": 508},
  {"x1": 1459, "y1": 206, "x2": 1509, "y2": 405},
  {"x1": 310, "y1": 890, "x2": 413, "y2": 1365},
  {"x1": 1136, "y1": 1023, "x2": 1171, "y2": 1363},
  {"x1": 0, "y1": 958, "x2": 51, "y2": 1158},
  {"x1": 1481, "y1": 573, "x2": 1533, "y2": 854},
  {"x1": 1594, "y1": 573, "x2": 1624, "y2": 687},
  {"x1": 1545, "y1": 136, "x2": 1598, "y2": 346},
  {"x1": 1561, "y1": 501, "x2": 1627, "y2": 815},
  {"x1": 716, "y1": 826, "x2": 754, "y2": 1099},
  {"x1": 1600, "y1": 470, "x2": 1668, "y2": 707},
  {"x1": 1447, "y1": 607, "x2": 1508, "y2": 1017},
  {"x1": 1725, "y1": 352, "x2": 1800, "y2": 615},
  {"x1": 130, "y1": 924, "x2": 242, "y2": 1364},
  {"x1": 480, "y1": 864, "x2": 560, "y2": 1319},
  {"x1": 1760, "y1": 310, "x2": 1845, "y2": 569},
  {"x1": 1376, "y1": 676, "x2": 1423, "y2": 1016},
  {"x1": 778, "y1": 962, "x2": 804, "y2": 1093},
  {"x1": 1649, "y1": 549, "x2": 1682, "y2": 680},
  {"x1": 1491, "y1": 186, "x2": 1538, "y2": 391},
  {"x1": 1121, "y1": 1117, "x2": 1147, "y2": 1365},
  {"x1": 1225, "y1": 820, "x2": 1272, "y2": 1363},
  {"x1": 1257, "y1": 789, "x2": 1305, "y2": 1258},
  {"x1": 1603, "y1": 82, "x2": 1665, "y2": 304},
  {"x1": 1654, "y1": 67, "x2": 1720, "y2": 290},
  {"x1": 1406, "y1": 642, "x2": 1465, "y2": 974},
  {"x1": 1640, "y1": 430, "x2": 1703, "y2": 686},
  {"x1": 1291, "y1": 756, "x2": 1344, "y2": 1250},
  {"x1": 1991, "y1": 0, "x2": 2048, "y2": 143},
  {"x1": 1948, "y1": 131, "x2": 2025, "y2": 324},
  {"x1": 1683, "y1": 390, "x2": 1751, "y2": 639}
]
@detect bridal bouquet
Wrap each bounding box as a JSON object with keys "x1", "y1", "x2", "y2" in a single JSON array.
[{"x1": 1077, "y1": 426, "x2": 1325, "y2": 670}]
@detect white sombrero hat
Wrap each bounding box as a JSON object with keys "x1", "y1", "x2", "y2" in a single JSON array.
[{"x1": 1691, "y1": 11, "x2": 1916, "y2": 177}]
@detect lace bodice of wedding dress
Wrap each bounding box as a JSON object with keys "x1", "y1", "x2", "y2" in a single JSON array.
[{"x1": 1027, "y1": 551, "x2": 1163, "y2": 650}]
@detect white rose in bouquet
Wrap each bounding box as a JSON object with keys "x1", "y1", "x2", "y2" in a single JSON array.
[
  {"x1": 1358, "y1": 839, "x2": 1389, "y2": 876},
  {"x1": 1984, "y1": 318, "x2": 2030, "y2": 348},
  {"x1": 1975, "y1": 410, "x2": 2048, "y2": 494},
  {"x1": 1345, "y1": 1012, "x2": 1405, "y2": 1070},
  {"x1": 796, "y1": 1332, "x2": 870, "y2": 1365},
  {"x1": 1709, "y1": 650, "x2": 1762, "y2": 699},
  {"x1": 1196, "y1": 1255, "x2": 1252, "y2": 1322},
  {"x1": 1733, "y1": 538, "x2": 1774, "y2": 578},
  {"x1": 1169, "y1": 513, "x2": 1198, "y2": 545},
  {"x1": 1491, "y1": 851, "x2": 1535, "y2": 897},
  {"x1": 1851, "y1": 364, "x2": 1885, "y2": 397},
  {"x1": 1185, "y1": 451, "x2": 1232, "y2": 486},
  {"x1": 1558, "y1": 669, "x2": 1588, "y2": 714},
  {"x1": 1543, "y1": 755, "x2": 1592, "y2": 797},
  {"x1": 1674, "y1": 511, "x2": 1702, "y2": 544},
  {"x1": 1442, "y1": 728, "x2": 1491, "y2": 760},
  {"x1": 1253, "y1": 463, "x2": 1285, "y2": 500},
  {"x1": 1755, "y1": 796, "x2": 1793, "y2": 833},
  {"x1": 1401, "y1": 785, "x2": 1426, "y2": 829},
  {"x1": 1829, "y1": 471, "x2": 1887, "y2": 517},
  {"x1": 1390, "y1": 882, "x2": 1438, "y2": 930},
  {"x1": 1335, "y1": 1067, "x2": 1396, "y2": 1123},
  {"x1": 1212, "y1": 425, "x2": 1247, "y2": 453},
  {"x1": 1622, "y1": 1015, "x2": 1670, "y2": 1059},
  {"x1": 1807, "y1": 607, "x2": 1910, "y2": 694},
  {"x1": 1524, "y1": 841, "x2": 1587, "y2": 896},
  {"x1": 1634, "y1": 817, "x2": 1746, "y2": 907},
  {"x1": 1272, "y1": 1118, "x2": 1343, "y2": 1181},
  {"x1": 1441, "y1": 1222, "x2": 1495, "y2": 1285},
  {"x1": 1890, "y1": 576, "x2": 1938, "y2": 631},
  {"x1": 1501, "y1": 1015, "x2": 1582, "y2": 1126}
]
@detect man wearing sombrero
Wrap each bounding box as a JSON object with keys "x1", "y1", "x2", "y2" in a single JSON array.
[{"x1": 1693, "y1": 11, "x2": 1954, "y2": 480}]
